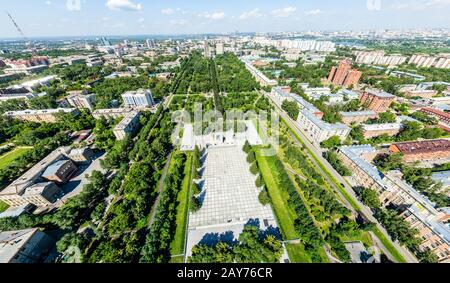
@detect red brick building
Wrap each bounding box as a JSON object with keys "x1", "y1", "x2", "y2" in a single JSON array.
[
  {"x1": 389, "y1": 139, "x2": 450, "y2": 163},
  {"x1": 359, "y1": 89, "x2": 396, "y2": 113},
  {"x1": 328, "y1": 60, "x2": 362, "y2": 87},
  {"x1": 420, "y1": 107, "x2": 450, "y2": 124}
]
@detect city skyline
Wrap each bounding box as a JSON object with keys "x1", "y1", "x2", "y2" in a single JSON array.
[{"x1": 1, "y1": 0, "x2": 450, "y2": 38}]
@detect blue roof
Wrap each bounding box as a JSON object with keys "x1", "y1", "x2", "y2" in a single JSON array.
[{"x1": 41, "y1": 160, "x2": 69, "y2": 178}]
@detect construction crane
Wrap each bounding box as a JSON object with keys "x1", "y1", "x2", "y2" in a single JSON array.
[{"x1": 5, "y1": 10, "x2": 36, "y2": 55}]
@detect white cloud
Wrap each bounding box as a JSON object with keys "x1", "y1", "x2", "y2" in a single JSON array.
[
  {"x1": 199, "y1": 11, "x2": 226, "y2": 20},
  {"x1": 391, "y1": 0, "x2": 450, "y2": 10},
  {"x1": 106, "y1": 0, "x2": 142, "y2": 11},
  {"x1": 239, "y1": 8, "x2": 263, "y2": 20},
  {"x1": 271, "y1": 6, "x2": 297, "y2": 18},
  {"x1": 45, "y1": 0, "x2": 51, "y2": 5},
  {"x1": 66, "y1": 0, "x2": 82, "y2": 11},
  {"x1": 305, "y1": 9, "x2": 323, "y2": 15},
  {"x1": 170, "y1": 19, "x2": 188, "y2": 26},
  {"x1": 161, "y1": 8, "x2": 175, "y2": 15},
  {"x1": 138, "y1": 18, "x2": 145, "y2": 23}
]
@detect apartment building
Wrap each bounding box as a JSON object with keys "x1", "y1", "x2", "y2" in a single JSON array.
[
  {"x1": 420, "y1": 107, "x2": 450, "y2": 124},
  {"x1": 337, "y1": 145, "x2": 450, "y2": 262},
  {"x1": 297, "y1": 109, "x2": 350, "y2": 143},
  {"x1": 402, "y1": 206, "x2": 450, "y2": 263},
  {"x1": 92, "y1": 108, "x2": 135, "y2": 120},
  {"x1": 401, "y1": 90, "x2": 437, "y2": 99},
  {"x1": 389, "y1": 139, "x2": 450, "y2": 163},
  {"x1": 3, "y1": 108, "x2": 80, "y2": 123},
  {"x1": 122, "y1": 89, "x2": 155, "y2": 108},
  {"x1": 362, "y1": 123, "x2": 403, "y2": 139},
  {"x1": 328, "y1": 60, "x2": 362, "y2": 87},
  {"x1": 355, "y1": 50, "x2": 407, "y2": 67},
  {"x1": 359, "y1": 89, "x2": 396, "y2": 113},
  {"x1": 340, "y1": 111, "x2": 379, "y2": 125},
  {"x1": 113, "y1": 111, "x2": 142, "y2": 140},
  {"x1": 66, "y1": 91, "x2": 96, "y2": 110},
  {"x1": 409, "y1": 54, "x2": 450, "y2": 69}
]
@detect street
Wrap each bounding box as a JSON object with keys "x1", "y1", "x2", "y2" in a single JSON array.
[{"x1": 262, "y1": 90, "x2": 419, "y2": 263}]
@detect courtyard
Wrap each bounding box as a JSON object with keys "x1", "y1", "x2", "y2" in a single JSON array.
[{"x1": 185, "y1": 145, "x2": 284, "y2": 260}]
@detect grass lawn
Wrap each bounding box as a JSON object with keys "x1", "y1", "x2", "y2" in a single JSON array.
[
  {"x1": 0, "y1": 147, "x2": 32, "y2": 170},
  {"x1": 0, "y1": 200, "x2": 9, "y2": 213},
  {"x1": 256, "y1": 148, "x2": 318, "y2": 262},
  {"x1": 170, "y1": 152, "x2": 193, "y2": 260},
  {"x1": 372, "y1": 227, "x2": 407, "y2": 263},
  {"x1": 255, "y1": 148, "x2": 299, "y2": 240},
  {"x1": 285, "y1": 243, "x2": 312, "y2": 263},
  {"x1": 280, "y1": 118, "x2": 362, "y2": 211}
]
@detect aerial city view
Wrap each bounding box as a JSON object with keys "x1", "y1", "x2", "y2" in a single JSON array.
[{"x1": 0, "y1": 0, "x2": 449, "y2": 268}]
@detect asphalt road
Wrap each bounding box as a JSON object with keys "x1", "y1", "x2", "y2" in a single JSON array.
[{"x1": 263, "y1": 90, "x2": 418, "y2": 263}]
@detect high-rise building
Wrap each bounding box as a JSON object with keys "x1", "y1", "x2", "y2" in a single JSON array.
[
  {"x1": 100, "y1": 37, "x2": 111, "y2": 46},
  {"x1": 122, "y1": 89, "x2": 155, "y2": 108},
  {"x1": 216, "y1": 42, "x2": 224, "y2": 55},
  {"x1": 146, "y1": 39, "x2": 156, "y2": 49},
  {"x1": 328, "y1": 60, "x2": 362, "y2": 87},
  {"x1": 66, "y1": 92, "x2": 96, "y2": 110},
  {"x1": 359, "y1": 89, "x2": 396, "y2": 113}
]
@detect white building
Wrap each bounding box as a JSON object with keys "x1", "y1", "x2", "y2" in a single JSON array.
[
  {"x1": 3, "y1": 108, "x2": 79, "y2": 123},
  {"x1": 297, "y1": 109, "x2": 350, "y2": 143},
  {"x1": 66, "y1": 92, "x2": 96, "y2": 110},
  {"x1": 113, "y1": 111, "x2": 141, "y2": 140},
  {"x1": 240, "y1": 57, "x2": 278, "y2": 87},
  {"x1": 122, "y1": 89, "x2": 155, "y2": 108}
]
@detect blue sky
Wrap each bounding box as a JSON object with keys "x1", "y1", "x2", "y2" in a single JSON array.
[{"x1": 1, "y1": 0, "x2": 450, "y2": 38}]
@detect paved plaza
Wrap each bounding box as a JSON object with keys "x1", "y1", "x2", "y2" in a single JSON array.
[{"x1": 188, "y1": 145, "x2": 274, "y2": 229}]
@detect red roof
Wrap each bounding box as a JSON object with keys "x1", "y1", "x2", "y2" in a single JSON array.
[
  {"x1": 421, "y1": 107, "x2": 450, "y2": 120},
  {"x1": 392, "y1": 139, "x2": 450, "y2": 154}
]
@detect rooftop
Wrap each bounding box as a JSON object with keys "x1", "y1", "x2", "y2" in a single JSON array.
[{"x1": 391, "y1": 139, "x2": 450, "y2": 154}]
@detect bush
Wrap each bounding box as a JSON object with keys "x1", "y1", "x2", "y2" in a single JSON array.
[
  {"x1": 250, "y1": 162, "x2": 259, "y2": 175},
  {"x1": 255, "y1": 175, "x2": 265, "y2": 188},
  {"x1": 258, "y1": 190, "x2": 270, "y2": 206},
  {"x1": 243, "y1": 141, "x2": 251, "y2": 153},
  {"x1": 190, "y1": 196, "x2": 201, "y2": 213},
  {"x1": 246, "y1": 151, "x2": 256, "y2": 163},
  {"x1": 192, "y1": 182, "x2": 201, "y2": 196}
]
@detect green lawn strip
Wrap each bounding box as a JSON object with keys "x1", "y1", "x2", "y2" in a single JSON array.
[
  {"x1": 0, "y1": 200, "x2": 9, "y2": 213},
  {"x1": 170, "y1": 256, "x2": 185, "y2": 263},
  {"x1": 339, "y1": 231, "x2": 374, "y2": 249},
  {"x1": 285, "y1": 243, "x2": 312, "y2": 263},
  {"x1": 280, "y1": 118, "x2": 362, "y2": 211},
  {"x1": 0, "y1": 147, "x2": 32, "y2": 170},
  {"x1": 256, "y1": 148, "x2": 329, "y2": 263},
  {"x1": 255, "y1": 149, "x2": 299, "y2": 240},
  {"x1": 170, "y1": 152, "x2": 193, "y2": 257},
  {"x1": 372, "y1": 227, "x2": 407, "y2": 263}
]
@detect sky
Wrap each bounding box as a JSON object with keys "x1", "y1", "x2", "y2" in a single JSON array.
[{"x1": 1, "y1": 0, "x2": 450, "y2": 38}]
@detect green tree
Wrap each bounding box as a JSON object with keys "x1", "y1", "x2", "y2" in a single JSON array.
[
  {"x1": 360, "y1": 188, "x2": 381, "y2": 209},
  {"x1": 281, "y1": 100, "x2": 300, "y2": 120},
  {"x1": 321, "y1": 136, "x2": 342, "y2": 149},
  {"x1": 258, "y1": 189, "x2": 270, "y2": 206}
]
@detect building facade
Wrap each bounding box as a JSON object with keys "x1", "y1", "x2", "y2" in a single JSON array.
[
  {"x1": 389, "y1": 139, "x2": 450, "y2": 163},
  {"x1": 359, "y1": 89, "x2": 396, "y2": 113},
  {"x1": 122, "y1": 89, "x2": 155, "y2": 108},
  {"x1": 328, "y1": 60, "x2": 362, "y2": 87}
]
